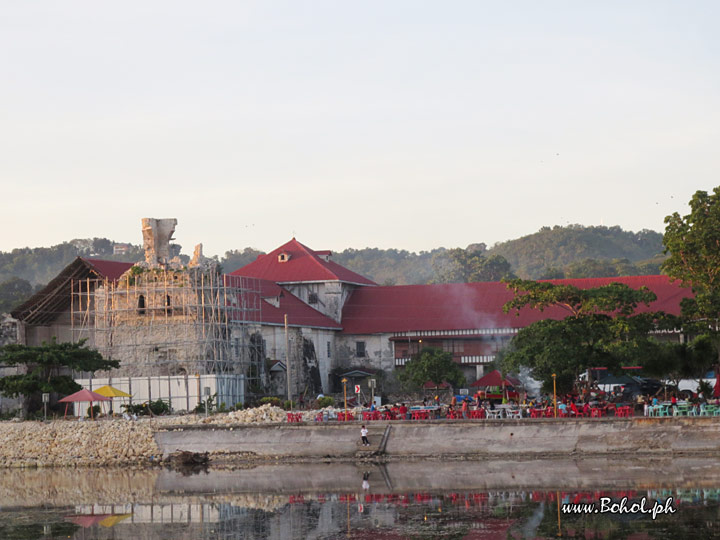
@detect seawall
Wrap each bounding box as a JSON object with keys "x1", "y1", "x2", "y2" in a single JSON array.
[
  {"x1": 2, "y1": 416, "x2": 719, "y2": 469},
  {"x1": 155, "y1": 416, "x2": 720, "y2": 461}
]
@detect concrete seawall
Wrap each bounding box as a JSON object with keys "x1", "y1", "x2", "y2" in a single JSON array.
[{"x1": 154, "y1": 417, "x2": 720, "y2": 460}]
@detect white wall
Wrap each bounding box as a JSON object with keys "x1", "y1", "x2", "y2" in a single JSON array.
[{"x1": 73, "y1": 374, "x2": 246, "y2": 415}]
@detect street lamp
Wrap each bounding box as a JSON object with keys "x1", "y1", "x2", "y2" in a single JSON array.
[
  {"x1": 341, "y1": 377, "x2": 348, "y2": 417},
  {"x1": 552, "y1": 374, "x2": 558, "y2": 418}
]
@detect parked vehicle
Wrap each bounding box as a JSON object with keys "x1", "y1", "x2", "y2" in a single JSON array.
[
  {"x1": 671, "y1": 370, "x2": 717, "y2": 398},
  {"x1": 619, "y1": 377, "x2": 667, "y2": 400}
]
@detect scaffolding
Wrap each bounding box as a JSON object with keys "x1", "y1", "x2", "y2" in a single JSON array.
[{"x1": 70, "y1": 267, "x2": 266, "y2": 390}]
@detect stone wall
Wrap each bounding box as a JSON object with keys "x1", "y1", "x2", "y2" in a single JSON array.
[
  {"x1": 0, "y1": 314, "x2": 22, "y2": 414},
  {"x1": 0, "y1": 313, "x2": 18, "y2": 346},
  {"x1": 335, "y1": 333, "x2": 395, "y2": 372}
]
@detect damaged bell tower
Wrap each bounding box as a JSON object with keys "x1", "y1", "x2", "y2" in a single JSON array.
[{"x1": 71, "y1": 218, "x2": 266, "y2": 388}]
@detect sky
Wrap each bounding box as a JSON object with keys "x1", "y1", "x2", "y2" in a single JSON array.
[{"x1": 1, "y1": 1, "x2": 719, "y2": 257}]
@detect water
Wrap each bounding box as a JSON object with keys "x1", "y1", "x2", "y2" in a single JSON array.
[{"x1": 1, "y1": 458, "x2": 720, "y2": 539}]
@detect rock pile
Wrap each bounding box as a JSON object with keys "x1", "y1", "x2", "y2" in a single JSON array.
[{"x1": 0, "y1": 419, "x2": 159, "y2": 468}]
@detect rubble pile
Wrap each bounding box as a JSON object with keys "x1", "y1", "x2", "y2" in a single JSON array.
[{"x1": 0, "y1": 420, "x2": 159, "y2": 468}]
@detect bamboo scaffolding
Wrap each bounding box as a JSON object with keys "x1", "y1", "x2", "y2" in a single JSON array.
[{"x1": 69, "y1": 269, "x2": 265, "y2": 389}]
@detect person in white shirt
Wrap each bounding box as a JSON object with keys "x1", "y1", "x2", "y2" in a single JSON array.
[{"x1": 360, "y1": 425, "x2": 369, "y2": 446}]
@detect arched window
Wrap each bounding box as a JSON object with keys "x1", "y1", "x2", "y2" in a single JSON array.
[{"x1": 138, "y1": 295, "x2": 146, "y2": 315}]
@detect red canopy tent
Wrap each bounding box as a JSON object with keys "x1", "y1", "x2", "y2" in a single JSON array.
[
  {"x1": 59, "y1": 389, "x2": 111, "y2": 419},
  {"x1": 469, "y1": 369, "x2": 520, "y2": 388}
]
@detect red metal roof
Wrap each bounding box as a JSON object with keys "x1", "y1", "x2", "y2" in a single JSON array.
[
  {"x1": 470, "y1": 370, "x2": 521, "y2": 388},
  {"x1": 340, "y1": 275, "x2": 691, "y2": 335},
  {"x1": 82, "y1": 258, "x2": 134, "y2": 281},
  {"x1": 230, "y1": 238, "x2": 376, "y2": 286}
]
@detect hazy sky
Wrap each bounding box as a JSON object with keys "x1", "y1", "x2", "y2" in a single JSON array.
[{"x1": 1, "y1": 1, "x2": 718, "y2": 257}]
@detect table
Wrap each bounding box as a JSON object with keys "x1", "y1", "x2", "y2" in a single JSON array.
[
  {"x1": 486, "y1": 410, "x2": 503, "y2": 419},
  {"x1": 615, "y1": 406, "x2": 633, "y2": 418}
]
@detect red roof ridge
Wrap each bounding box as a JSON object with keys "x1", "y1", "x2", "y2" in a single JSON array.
[
  {"x1": 231, "y1": 238, "x2": 376, "y2": 285},
  {"x1": 80, "y1": 258, "x2": 135, "y2": 281},
  {"x1": 289, "y1": 238, "x2": 336, "y2": 277}
]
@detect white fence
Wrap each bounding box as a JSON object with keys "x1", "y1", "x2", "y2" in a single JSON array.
[{"x1": 74, "y1": 374, "x2": 246, "y2": 415}]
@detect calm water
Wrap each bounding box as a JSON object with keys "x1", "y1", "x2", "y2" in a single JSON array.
[{"x1": 1, "y1": 459, "x2": 720, "y2": 539}]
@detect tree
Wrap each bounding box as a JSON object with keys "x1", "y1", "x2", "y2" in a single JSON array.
[
  {"x1": 221, "y1": 247, "x2": 266, "y2": 273},
  {"x1": 0, "y1": 277, "x2": 34, "y2": 312},
  {"x1": 432, "y1": 249, "x2": 516, "y2": 283},
  {"x1": 503, "y1": 279, "x2": 658, "y2": 317},
  {"x1": 500, "y1": 279, "x2": 672, "y2": 393},
  {"x1": 0, "y1": 339, "x2": 119, "y2": 411},
  {"x1": 663, "y1": 187, "x2": 720, "y2": 362},
  {"x1": 539, "y1": 267, "x2": 565, "y2": 280},
  {"x1": 397, "y1": 347, "x2": 465, "y2": 389},
  {"x1": 638, "y1": 335, "x2": 715, "y2": 388}
]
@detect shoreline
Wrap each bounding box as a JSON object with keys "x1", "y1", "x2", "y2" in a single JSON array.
[{"x1": 2, "y1": 414, "x2": 720, "y2": 468}]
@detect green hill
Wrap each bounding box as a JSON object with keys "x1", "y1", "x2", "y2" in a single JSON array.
[{"x1": 486, "y1": 225, "x2": 664, "y2": 279}]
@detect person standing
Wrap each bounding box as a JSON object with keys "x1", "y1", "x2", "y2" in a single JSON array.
[
  {"x1": 399, "y1": 403, "x2": 408, "y2": 419},
  {"x1": 461, "y1": 398, "x2": 469, "y2": 419},
  {"x1": 361, "y1": 425, "x2": 370, "y2": 446}
]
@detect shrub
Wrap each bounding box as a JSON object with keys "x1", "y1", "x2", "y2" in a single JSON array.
[
  {"x1": 121, "y1": 400, "x2": 169, "y2": 416},
  {"x1": 259, "y1": 397, "x2": 282, "y2": 407},
  {"x1": 87, "y1": 405, "x2": 101, "y2": 418},
  {"x1": 234, "y1": 402, "x2": 244, "y2": 410},
  {"x1": 283, "y1": 400, "x2": 296, "y2": 410},
  {"x1": 121, "y1": 403, "x2": 146, "y2": 415},
  {"x1": 148, "y1": 399, "x2": 170, "y2": 415},
  {"x1": 317, "y1": 396, "x2": 334, "y2": 408}
]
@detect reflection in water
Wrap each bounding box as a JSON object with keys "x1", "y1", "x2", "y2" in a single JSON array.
[{"x1": 1, "y1": 461, "x2": 720, "y2": 539}]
